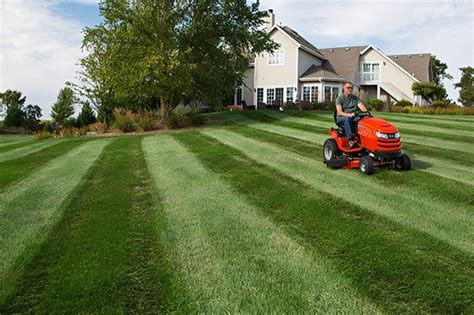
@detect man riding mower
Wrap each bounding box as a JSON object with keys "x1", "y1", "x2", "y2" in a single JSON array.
[{"x1": 323, "y1": 82, "x2": 411, "y2": 175}]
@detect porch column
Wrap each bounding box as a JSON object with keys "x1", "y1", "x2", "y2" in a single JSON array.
[{"x1": 377, "y1": 84, "x2": 381, "y2": 100}]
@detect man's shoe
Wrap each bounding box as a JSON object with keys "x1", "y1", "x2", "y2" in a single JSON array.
[{"x1": 348, "y1": 139, "x2": 360, "y2": 149}]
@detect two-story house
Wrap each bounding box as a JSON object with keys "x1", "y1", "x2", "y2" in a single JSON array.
[{"x1": 236, "y1": 10, "x2": 432, "y2": 107}]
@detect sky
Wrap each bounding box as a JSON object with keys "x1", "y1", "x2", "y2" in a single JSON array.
[{"x1": 0, "y1": 0, "x2": 473, "y2": 118}]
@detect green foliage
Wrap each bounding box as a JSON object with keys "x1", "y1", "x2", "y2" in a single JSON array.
[
  {"x1": 412, "y1": 82, "x2": 447, "y2": 103},
  {"x1": 367, "y1": 99, "x2": 385, "y2": 111},
  {"x1": 431, "y1": 55, "x2": 453, "y2": 85},
  {"x1": 34, "y1": 131, "x2": 54, "y2": 140},
  {"x1": 163, "y1": 114, "x2": 179, "y2": 129},
  {"x1": 113, "y1": 108, "x2": 136, "y2": 133},
  {"x1": 137, "y1": 109, "x2": 154, "y2": 131},
  {"x1": 76, "y1": 102, "x2": 96, "y2": 127},
  {"x1": 0, "y1": 90, "x2": 26, "y2": 119},
  {"x1": 4, "y1": 104, "x2": 25, "y2": 128},
  {"x1": 391, "y1": 104, "x2": 473, "y2": 115},
  {"x1": 80, "y1": 0, "x2": 277, "y2": 120},
  {"x1": 189, "y1": 112, "x2": 205, "y2": 126},
  {"x1": 454, "y1": 67, "x2": 474, "y2": 106},
  {"x1": 394, "y1": 99, "x2": 413, "y2": 107},
  {"x1": 51, "y1": 87, "x2": 76, "y2": 128}
]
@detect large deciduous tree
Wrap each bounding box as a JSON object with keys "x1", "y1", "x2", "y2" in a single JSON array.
[
  {"x1": 51, "y1": 86, "x2": 76, "y2": 128},
  {"x1": 431, "y1": 55, "x2": 453, "y2": 85},
  {"x1": 79, "y1": 0, "x2": 276, "y2": 121},
  {"x1": 454, "y1": 66, "x2": 474, "y2": 106}
]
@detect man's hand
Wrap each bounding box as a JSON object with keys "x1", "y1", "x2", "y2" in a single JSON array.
[{"x1": 350, "y1": 113, "x2": 356, "y2": 118}]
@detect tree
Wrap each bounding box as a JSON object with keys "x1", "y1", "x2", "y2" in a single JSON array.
[
  {"x1": 0, "y1": 90, "x2": 26, "y2": 119},
  {"x1": 454, "y1": 67, "x2": 474, "y2": 106},
  {"x1": 80, "y1": 0, "x2": 277, "y2": 121},
  {"x1": 24, "y1": 104, "x2": 42, "y2": 130},
  {"x1": 77, "y1": 101, "x2": 96, "y2": 127},
  {"x1": 412, "y1": 81, "x2": 448, "y2": 103},
  {"x1": 431, "y1": 55, "x2": 453, "y2": 85},
  {"x1": 51, "y1": 86, "x2": 76, "y2": 128}
]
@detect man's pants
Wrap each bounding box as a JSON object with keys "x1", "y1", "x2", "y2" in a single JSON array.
[{"x1": 336, "y1": 116, "x2": 361, "y2": 140}]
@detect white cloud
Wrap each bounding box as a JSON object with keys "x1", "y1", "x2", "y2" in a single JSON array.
[
  {"x1": 0, "y1": 0, "x2": 89, "y2": 118},
  {"x1": 260, "y1": 0, "x2": 474, "y2": 102}
]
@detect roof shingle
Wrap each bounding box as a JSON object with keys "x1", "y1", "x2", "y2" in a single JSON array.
[{"x1": 388, "y1": 54, "x2": 432, "y2": 82}]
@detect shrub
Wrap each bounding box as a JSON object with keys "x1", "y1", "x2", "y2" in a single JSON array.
[
  {"x1": 163, "y1": 114, "x2": 179, "y2": 129},
  {"x1": 88, "y1": 121, "x2": 108, "y2": 134},
  {"x1": 34, "y1": 130, "x2": 54, "y2": 140},
  {"x1": 137, "y1": 109, "x2": 154, "y2": 131},
  {"x1": 430, "y1": 100, "x2": 449, "y2": 108},
  {"x1": 280, "y1": 101, "x2": 298, "y2": 110},
  {"x1": 113, "y1": 108, "x2": 136, "y2": 133},
  {"x1": 298, "y1": 100, "x2": 312, "y2": 111},
  {"x1": 59, "y1": 127, "x2": 77, "y2": 137},
  {"x1": 367, "y1": 99, "x2": 385, "y2": 111},
  {"x1": 173, "y1": 102, "x2": 192, "y2": 118},
  {"x1": 42, "y1": 121, "x2": 54, "y2": 133},
  {"x1": 394, "y1": 99, "x2": 413, "y2": 107},
  {"x1": 189, "y1": 112, "x2": 205, "y2": 126},
  {"x1": 312, "y1": 101, "x2": 335, "y2": 111}
]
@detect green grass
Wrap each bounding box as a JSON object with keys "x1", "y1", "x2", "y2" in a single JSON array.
[{"x1": 0, "y1": 111, "x2": 473, "y2": 313}]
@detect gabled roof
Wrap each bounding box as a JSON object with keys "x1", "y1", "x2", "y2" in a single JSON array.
[
  {"x1": 388, "y1": 53, "x2": 431, "y2": 82},
  {"x1": 299, "y1": 64, "x2": 347, "y2": 82},
  {"x1": 318, "y1": 46, "x2": 368, "y2": 81},
  {"x1": 269, "y1": 25, "x2": 327, "y2": 61}
]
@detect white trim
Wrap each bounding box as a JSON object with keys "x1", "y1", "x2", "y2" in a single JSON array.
[
  {"x1": 267, "y1": 49, "x2": 285, "y2": 66},
  {"x1": 299, "y1": 77, "x2": 346, "y2": 82},
  {"x1": 360, "y1": 45, "x2": 420, "y2": 83}
]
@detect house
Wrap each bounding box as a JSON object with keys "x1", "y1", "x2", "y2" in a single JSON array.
[{"x1": 236, "y1": 10, "x2": 432, "y2": 107}]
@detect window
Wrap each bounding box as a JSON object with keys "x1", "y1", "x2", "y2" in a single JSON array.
[
  {"x1": 286, "y1": 87, "x2": 294, "y2": 102},
  {"x1": 268, "y1": 49, "x2": 284, "y2": 65},
  {"x1": 303, "y1": 86, "x2": 311, "y2": 101},
  {"x1": 275, "y1": 88, "x2": 284, "y2": 101},
  {"x1": 266, "y1": 88, "x2": 275, "y2": 104},
  {"x1": 257, "y1": 88, "x2": 264, "y2": 104},
  {"x1": 311, "y1": 86, "x2": 319, "y2": 102},
  {"x1": 362, "y1": 62, "x2": 380, "y2": 81},
  {"x1": 236, "y1": 87, "x2": 242, "y2": 105},
  {"x1": 324, "y1": 86, "x2": 332, "y2": 102},
  {"x1": 332, "y1": 87, "x2": 340, "y2": 101}
]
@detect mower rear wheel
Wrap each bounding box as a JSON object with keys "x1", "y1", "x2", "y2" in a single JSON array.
[
  {"x1": 323, "y1": 139, "x2": 341, "y2": 161},
  {"x1": 395, "y1": 153, "x2": 411, "y2": 171},
  {"x1": 359, "y1": 156, "x2": 374, "y2": 175}
]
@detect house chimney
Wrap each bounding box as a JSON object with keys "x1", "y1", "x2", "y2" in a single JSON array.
[{"x1": 266, "y1": 9, "x2": 275, "y2": 31}]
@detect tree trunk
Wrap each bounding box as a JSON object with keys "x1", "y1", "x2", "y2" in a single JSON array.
[{"x1": 160, "y1": 98, "x2": 173, "y2": 121}]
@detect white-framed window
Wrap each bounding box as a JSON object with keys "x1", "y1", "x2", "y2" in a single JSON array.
[
  {"x1": 362, "y1": 62, "x2": 380, "y2": 81},
  {"x1": 275, "y1": 88, "x2": 284, "y2": 101},
  {"x1": 268, "y1": 49, "x2": 284, "y2": 65},
  {"x1": 266, "y1": 88, "x2": 275, "y2": 104},
  {"x1": 235, "y1": 87, "x2": 242, "y2": 105},
  {"x1": 324, "y1": 86, "x2": 340, "y2": 102},
  {"x1": 286, "y1": 87, "x2": 294, "y2": 102},
  {"x1": 257, "y1": 88, "x2": 264, "y2": 104},
  {"x1": 311, "y1": 86, "x2": 318, "y2": 102},
  {"x1": 303, "y1": 86, "x2": 311, "y2": 101}
]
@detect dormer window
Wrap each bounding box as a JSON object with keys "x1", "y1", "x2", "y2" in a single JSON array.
[{"x1": 268, "y1": 49, "x2": 284, "y2": 65}]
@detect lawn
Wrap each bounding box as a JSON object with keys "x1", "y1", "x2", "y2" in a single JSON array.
[{"x1": 0, "y1": 111, "x2": 473, "y2": 313}]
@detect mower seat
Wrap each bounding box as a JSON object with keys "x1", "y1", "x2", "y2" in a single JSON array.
[{"x1": 333, "y1": 111, "x2": 345, "y2": 137}]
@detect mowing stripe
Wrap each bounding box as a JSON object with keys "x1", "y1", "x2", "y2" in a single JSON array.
[
  {"x1": 0, "y1": 141, "x2": 36, "y2": 153},
  {"x1": 0, "y1": 135, "x2": 32, "y2": 145},
  {"x1": 177, "y1": 131, "x2": 474, "y2": 314},
  {"x1": 0, "y1": 139, "x2": 88, "y2": 191},
  {"x1": 143, "y1": 135, "x2": 380, "y2": 313},
  {"x1": 0, "y1": 139, "x2": 64, "y2": 163},
  {"x1": 230, "y1": 114, "x2": 474, "y2": 181},
  {"x1": 0, "y1": 139, "x2": 110, "y2": 299},
  {"x1": 1, "y1": 137, "x2": 170, "y2": 313},
  {"x1": 260, "y1": 111, "x2": 474, "y2": 146},
  {"x1": 202, "y1": 129, "x2": 473, "y2": 254}
]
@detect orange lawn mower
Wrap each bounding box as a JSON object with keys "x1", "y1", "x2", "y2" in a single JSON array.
[{"x1": 323, "y1": 111, "x2": 411, "y2": 175}]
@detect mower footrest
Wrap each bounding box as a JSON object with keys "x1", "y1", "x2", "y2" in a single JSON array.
[{"x1": 325, "y1": 159, "x2": 347, "y2": 168}]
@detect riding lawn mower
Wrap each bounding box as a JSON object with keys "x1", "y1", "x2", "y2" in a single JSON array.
[{"x1": 323, "y1": 112, "x2": 411, "y2": 175}]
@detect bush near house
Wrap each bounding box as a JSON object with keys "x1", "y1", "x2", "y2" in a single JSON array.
[
  {"x1": 394, "y1": 99, "x2": 413, "y2": 107},
  {"x1": 367, "y1": 99, "x2": 385, "y2": 111}
]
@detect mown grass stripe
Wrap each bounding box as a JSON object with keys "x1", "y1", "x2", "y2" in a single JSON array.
[
  {"x1": 261, "y1": 110, "x2": 474, "y2": 146},
  {"x1": 0, "y1": 139, "x2": 88, "y2": 191},
  {"x1": 0, "y1": 139, "x2": 110, "y2": 301},
  {"x1": 1, "y1": 137, "x2": 170, "y2": 313},
  {"x1": 0, "y1": 135, "x2": 32, "y2": 144},
  {"x1": 0, "y1": 140, "x2": 36, "y2": 153},
  {"x1": 177, "y1": 131, "x2": 474, "y2": 314},
  {"x1": 202, "y1": 129, "x2": 473, "y2": 254},
  {"x1": 0, "y1": 139, "x2": 64, "y2": 163},
  {"x1": 143, "y1": 135, "x2": 381, "y2": 313},
  {"x1": 229, "y1": 114, "x2": 474, "y2": 181}
]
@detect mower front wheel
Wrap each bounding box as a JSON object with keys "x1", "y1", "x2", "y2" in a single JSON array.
[
  {"x1": 359, "y1": 156, "x2": 374, "y2": 175},
  {"x1": 323, "y1": 138, "x2": 342, "y2": 168},
  {"x1": 395, "y1": 153, "x2": 411, "y2": 171}
]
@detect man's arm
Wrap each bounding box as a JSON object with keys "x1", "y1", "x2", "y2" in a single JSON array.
[
  {"x1": 357, "y1": 102, "x2": 368, "y2": 112},
  {"x1": 336, "y1": 104, "x2": 355, "y2": 117}
]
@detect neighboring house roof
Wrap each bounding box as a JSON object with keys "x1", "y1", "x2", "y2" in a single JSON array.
[
  {"x1": 388, "y1": 53, "x2": 431, "y2": 82},
  {"x1": 299, "y1": 64, "x2": 347, "y2": 82},
  {"x1": 318, "y1": 46, "x2": 368, "y2": 81}
]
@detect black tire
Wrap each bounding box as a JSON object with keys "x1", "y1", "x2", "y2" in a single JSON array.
[
  {"x1": 359, "y1": 156, "x2": 374, "y2": 175},
  {"x1": 323, "y1": 138, "x2": 341, "y2": 162},
  {"x1": 395, "y1": 153, "x2": 411, "y2": 171}
]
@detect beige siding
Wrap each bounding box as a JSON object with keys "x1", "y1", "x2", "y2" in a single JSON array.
[
  {"x1": 242, "y1": 67, "x2": 254, "y2": 104},
  {"x1": 254, "y1": 30, "x2": 298, "y2": 88},
  {"x1": 359, "y1": 49, "x2": 417, "y2": 100},
  {"x1": 298, "y1": 50, "x2": 323, "y2": 77}
]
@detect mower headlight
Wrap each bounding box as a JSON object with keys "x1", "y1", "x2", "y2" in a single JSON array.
[
  {"x1": 394, "y1": 132, "x2": 400, "y2": 139},
  {"x1": 376, "y1": 131, "x2": 389, "y2": 139}
]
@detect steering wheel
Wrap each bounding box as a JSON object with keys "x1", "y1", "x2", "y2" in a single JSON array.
[{"x1": 356, "y1": 111, "x2": 372, "y2": 119}]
